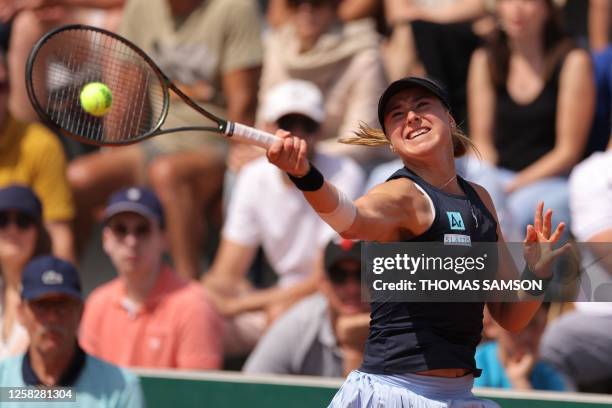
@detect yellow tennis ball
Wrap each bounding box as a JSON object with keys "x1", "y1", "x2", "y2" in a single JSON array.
[{"x1": 80, "y1": 82, "x2": 112, "y2": 116}]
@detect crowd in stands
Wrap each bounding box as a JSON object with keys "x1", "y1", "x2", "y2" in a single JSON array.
[{"x1": 0, "y1": 0, "x2": 610, "y2": 404}]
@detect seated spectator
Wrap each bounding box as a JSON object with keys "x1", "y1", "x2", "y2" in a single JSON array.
[
  {"x1": 203, "y1": 80, "x2": 364, "y2": 355},
  {"x1": 267, "y1": 0, "x2": 383, "y2": 29},
  {"x1": 464, "y1": 0, "x2": 595, "y2": 241},
  {"x1": 0, "y1": 48, "x2": 75, "y2": 261},
  {"x1": 476, "y1": 304, "x2": 569, "y2": 391},
  {"x1": 0, "y1": 186, "x2": 51, "y2": 359},
  {"x1": 68, "y1": 0, "x2": 263, "y2": 279},
  {"x1": 540, "y1": 141, "x2": 612, "y2": 393},
  {"x1": 258, "y1": 0, "x2": 389, "y2": 166},
  {"x1": 79, "y1": 187, "x2": 222, "y2": 369},
  {"x1": 0, "y1": 255, "x2": 144, "y2": 407},
  {"x1": 383, "y1": 0, "x2": 488, "y2": 127},
  {"x1": 244, "y1": 239, "x2": 369, "y2": 377}
]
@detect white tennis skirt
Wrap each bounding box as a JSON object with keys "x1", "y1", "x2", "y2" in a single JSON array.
[{"x1": 328, "y1": 370, "x2": 500, "y2": 408}]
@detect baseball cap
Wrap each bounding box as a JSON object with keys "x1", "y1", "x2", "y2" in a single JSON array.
[
  {"x1": 261, "y1": 80, "x2": 325, "y2": 124},
  {"x1": 21, "y1": 255, "x2": 82, "y2": 301},
  {"x1": 103, "y1": 187, "x2": 164, "y2": 227},
  {"x1": 0, "y1": 185, "x2": 43, "y2": 220},
  {"x1": 377, "y1": 76, "x2": 451, "y2": 131},
  {"x1": 324, "y1": 238, "x2": 361, "y2": 273}
]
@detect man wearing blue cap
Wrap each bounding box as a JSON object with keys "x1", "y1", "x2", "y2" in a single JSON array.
[
  {"x1": 79, "y1": 187, "x2": 222, "y2": 369},
  {"x1": 0, "y1": 255, "x2": 144, "y2": 407}
]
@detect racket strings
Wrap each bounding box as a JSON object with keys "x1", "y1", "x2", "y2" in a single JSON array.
[{"x1": 30, "y1": 28, "x2": 166, "y2": 143}]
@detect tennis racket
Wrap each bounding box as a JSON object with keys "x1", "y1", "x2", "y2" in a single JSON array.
[{"x1": 25, "y1": 24, "x2": 278, "y2": 148}]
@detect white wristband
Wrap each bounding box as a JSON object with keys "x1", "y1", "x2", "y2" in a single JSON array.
[{"x1": 318, "y1": 189, "x2": 357, "y2": 233}]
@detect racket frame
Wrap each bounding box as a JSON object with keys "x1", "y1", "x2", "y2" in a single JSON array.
[{"x1": 26, "y1": 24, "x2": 234, "y2": 146}]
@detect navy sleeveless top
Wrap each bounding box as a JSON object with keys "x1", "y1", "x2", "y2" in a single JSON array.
[
  {"x1": 494, "y1": 60, "x2": 563, "y2": 172},
  {"x1": 360, "y1": 167, "x2": 498, "y2": 376}
]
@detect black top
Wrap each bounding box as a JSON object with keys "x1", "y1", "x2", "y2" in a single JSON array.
[
  {"x1": 360, "y1": 167, "x2": 498, "y2": 376},
  {"x1": 494, "y1": 61, "x2": 563, "y2": 172}
]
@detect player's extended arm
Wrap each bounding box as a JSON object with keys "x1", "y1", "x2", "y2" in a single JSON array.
[{"x1": 266, "y1": 130, "x2": 427, "y2": 242}]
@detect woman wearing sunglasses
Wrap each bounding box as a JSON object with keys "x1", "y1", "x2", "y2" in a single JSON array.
[
  {"x1": 0, "y1": 185, "x2": 51, "y2": 359},
  {"x1": 266, "y1": 76, "x2": 569, "y2": 407}
]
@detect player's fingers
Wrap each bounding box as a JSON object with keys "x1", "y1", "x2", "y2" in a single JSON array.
[
  {"x1": 288, "y1": 136, "x2": 301, "y2": 163},
  {"x1": 281, "y1": 136, "x2": 296, "y2": 163},
  {"x1": 266, "y1": 137, "x2": 284, "y2": 161},
  {"x1": 549, "y1": 222, "x2": 565, "y2": 244},
  {"x1": 275, "y1": 129, "x2": 291, "y2": 139},
  {"x1": 524, "y1": 224, "x2": 537, "y2": 243},
  {"x1": 534, "y1": 202, "x2": 544, "y2": 232},
  {"x1": 296, "y1": 139, "x2": 308, "y2": 171},
  {"x1": 542, "y1": 209, "x2": 552, "y2": 238},
  {"x1": 551, "y1": 242, "x2": 571, "y2": 258}
]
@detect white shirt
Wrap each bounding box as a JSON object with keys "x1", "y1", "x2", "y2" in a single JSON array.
[
  {"x1": 569, "y1": 150, "x2": 612, "y2": 242},
  {"x1": 569, "y1": 150, "x2": 612, "y2": 314},
  {"x1": 223, "y1": 153, "x2": 364, "y2": 287}
]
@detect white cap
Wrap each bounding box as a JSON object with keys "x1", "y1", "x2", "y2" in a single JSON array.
[{"x1": 261, "y1": 80, "x2": 325, "y2": 124}]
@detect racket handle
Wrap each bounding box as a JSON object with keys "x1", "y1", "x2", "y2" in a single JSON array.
[{"x1": 227, "y1": 122, "x2": 279, "y2": 148}]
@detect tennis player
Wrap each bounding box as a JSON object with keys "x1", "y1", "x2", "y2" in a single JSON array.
[{"x1": 266, "y1": 76, "x2": 568, "y2": 407}]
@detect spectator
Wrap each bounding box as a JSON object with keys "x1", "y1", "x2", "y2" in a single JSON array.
[
  {"x1": 0, "y1": 48, "x2": 75, "y2": 261},
  {"x1": 258, "y1": 0, "x2": 389, "y2": 167},
  {"x1": 202, "y1": 80, "x2": 364, "y2": 355},
  {"x1": 383, "y1": 0, "x2": 488, "y2": 127},
  {"x1": 79, "y1": 187, "x2": 222, "y2": 369},
  {"x1": 68, "y1": 0, "x2": 263, "y2": 279},
  {"x1": 244, "y1": 239, "x2": 369, "y2": 377},
  {"x1": 476, "y1": 304, "x2": 569, "y2": 391},
  {"x1": 540, "y1": 140, "x2": 612, "y2": 393},
  {"x1": 464, "y1": 0, "x2": 595, "y2": 240},
  {"x1": 0, "y1": 255, "x2": 144, "y2": 407},
  {"x1": 0, "y1": 185, "x2": 51, "y2": 359},
  {"x1": 266, "y1": 0, "x2": 381, "y2": 29}
]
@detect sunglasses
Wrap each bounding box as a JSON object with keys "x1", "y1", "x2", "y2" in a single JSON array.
[
  {"x1": 108, "y1": 222, "x2": 152, "y2": 239},
  {"x1": 328, "y1": 264, "x2": 361, "y2": 285},
  {"x1": 0, "y1": 211, "x2": 36, "y2": 229},
  {"x1": 277, "y1": 115, "x2": 320, "y2": 134}
]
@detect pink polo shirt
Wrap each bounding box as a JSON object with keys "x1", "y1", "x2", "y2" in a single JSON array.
[{"x1": 79, "y1": 265, "x2": 223, "y2": 369}]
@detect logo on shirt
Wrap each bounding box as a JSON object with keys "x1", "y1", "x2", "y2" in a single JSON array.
[
  {"x1": 446, "y1": 211, "x2": 465, "y2": 231},
  {"x1": 444, "y1": 234, "x2": 472, "y2": 246}
]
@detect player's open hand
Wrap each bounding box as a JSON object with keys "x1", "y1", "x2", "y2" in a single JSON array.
[
  {"x1": 266, "y1": 130, "x2": 310, "y2": 177},
  {"x1": 523, "y1": 202, "x2": 570, "y2": 279}
]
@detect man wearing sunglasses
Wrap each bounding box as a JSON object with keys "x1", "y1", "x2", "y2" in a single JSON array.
[
  {"x1": 0, "y1": 48, "x2": 75, "y2": 262},
  {"x1": 244, "y1": 238, "x2": 370, "y2": 377},
  {"x1": 79, "y1": 187, "x2": 223, "y2": 370},
  {"x1": 0, "y1": 255, "x2": 144, "y2": 407},
  {"x1": 203, "y1": 80, "x2": 365, "y2": 356}
]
